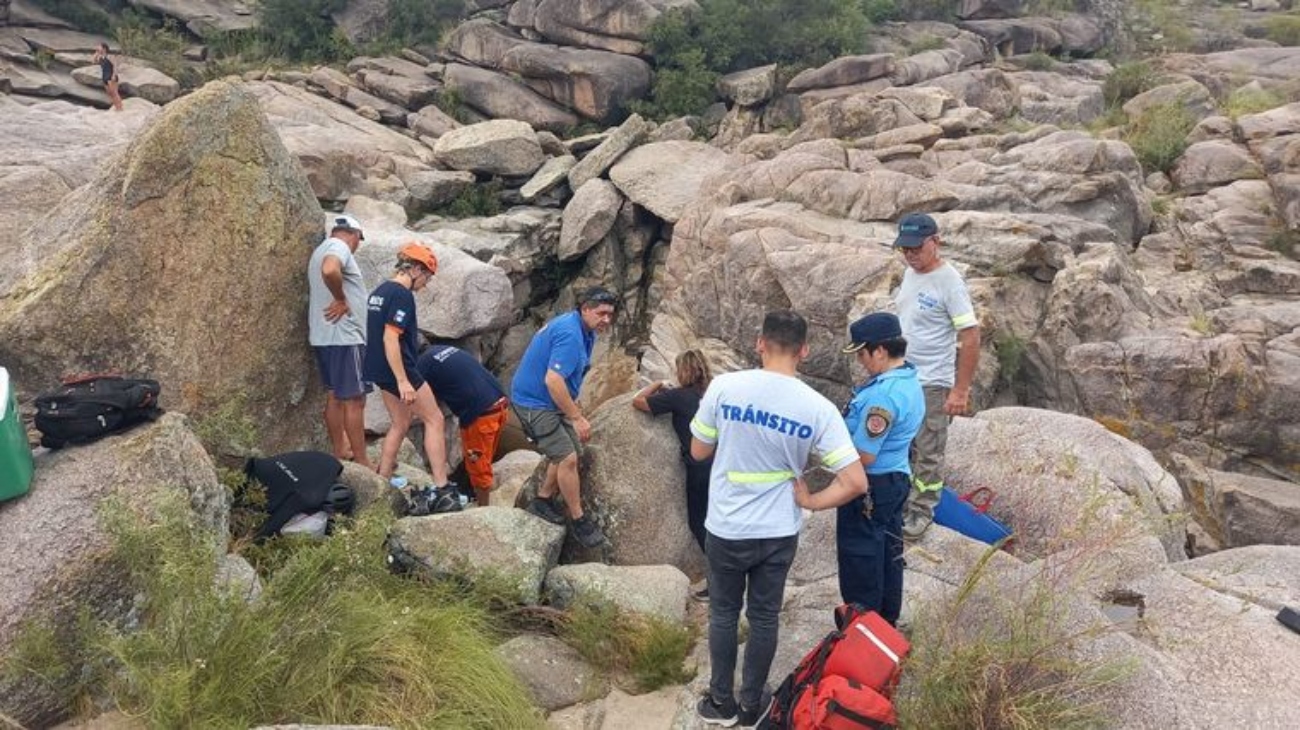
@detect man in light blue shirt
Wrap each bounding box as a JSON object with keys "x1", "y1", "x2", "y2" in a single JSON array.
[{"x1": 691, "y1": 310, "x2": 867, "y2": 727}]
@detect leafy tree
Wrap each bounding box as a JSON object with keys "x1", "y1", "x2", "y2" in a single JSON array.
[{"x1": 257, "y1": 0, "x2": 351, "y2": 62}]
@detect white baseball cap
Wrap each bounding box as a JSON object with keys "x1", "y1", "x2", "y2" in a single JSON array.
[{"x1": 328, "y1": 213, "x2": 364, "y2": 240}]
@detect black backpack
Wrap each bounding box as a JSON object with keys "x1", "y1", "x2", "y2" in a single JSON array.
[
  {"x1": 245, "y1": 451, "x2": 352, "y2": 540},
  {"x1": 34, "y1": 375, "x2": 164, "y2": 449}
]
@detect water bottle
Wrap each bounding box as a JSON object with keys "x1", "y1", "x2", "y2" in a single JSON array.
[{"x1": 389, "y1": 475, "x2": 408, "y2": 490}]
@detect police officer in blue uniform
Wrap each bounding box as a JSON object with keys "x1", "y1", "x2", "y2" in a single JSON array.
[{"x1": 838, "y1": 312, "x2": 925, "y2": 625}]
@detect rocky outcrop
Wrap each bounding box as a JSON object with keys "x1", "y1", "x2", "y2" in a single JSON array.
[
  {"x1": 247, "y1": 80, "x2": 437, "y2": 204},
  {"x1": 71, "y1": 61, "x2": 180, "y2": 104},
  {"x1": 526, "y1": 0, "x2": 695, "y2": 55},
  {"x1": 0, "y1": 95, "x2": 156, "y2": 240},
  {"x1": 0, "y1": 414, "x2": 227, "y2": 727},
  {"x1": 495, "y1": 634, "x2": 607, "y2": 712},
  {"x1": 608, "y1": 140, "x2": 746, "y2": 223},
  {"x1": 433, "y1": 118, "x2": 545, "y2": 177},
  {"x1": 0, "y1": 80, "x2": 325, "y2": 452},
  {"x1": 443, "y1": 62, "x2": 579, "y2": 131},
  {"x1": 386, "y1": 506, "x2": 565, "y2": 604},
  {"x1": 445, "y1": 19, "x2": 651, "y2": 124},
  {"x1": 544, "y1": 563, "x2": 691, "y2": 622},
  {"x1": 127, "y1": 1, "x2": 256, "y2": 37}
]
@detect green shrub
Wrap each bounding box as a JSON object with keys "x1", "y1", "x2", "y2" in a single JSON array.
[
  {"x1": 1103, "y1": 61, "x2": 1159, "y2": 109},
  {"x1": 6, "y1": 498, "x2": 543, "y2": 729},
  {"x1": 861, "y1": 0, "x2": 900, "y2": 23},
  {"x1": 1264, "y1": 15, "x2": 1300, "y2": 46},
  {"x1": 257, "y1": 0, "x2": 352, "y2": 62},
  {"x1": 897, "y1": 545, "x2": 1131, "y2": 729},
  {"x1": 27, "y1": 0, "x2": 126, "y2": 35},
  {"x1": 906, "y1": 34, "x2": 947, "y2": 55},
  {"x1": 115, "y1": 14, "x2": 199, "y2": 87},
  {"x1": 385, "y1": 0, "x2": 466, "y2": 48},
  {"x1": 638, "y1": 0, "x2": 872, "y2": 119},
  {"x1": 1223, "y1": 86, "x2": 1286, "y2": 119},
  {"x1": 560, "y1": 597, "x2": 695, "y2": 692},
  {"x1": 1124, "y1": 103, "x2": 1196, "y2": 174},
  {"x1": 1020, "y1": 51, "x2": 1056, "y2": 71},
  {"x1": 437, "y1": 180, "x2": 504, "y2": 218}
]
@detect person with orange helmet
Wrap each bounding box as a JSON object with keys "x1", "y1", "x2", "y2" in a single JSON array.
[{"x1": 363, "y1": 243, "x2": 458, "y2": 511}]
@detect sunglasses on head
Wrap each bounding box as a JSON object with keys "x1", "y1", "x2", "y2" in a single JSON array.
[{"x1": 583, "y1": 291, "x2": 617, "y2": 306}]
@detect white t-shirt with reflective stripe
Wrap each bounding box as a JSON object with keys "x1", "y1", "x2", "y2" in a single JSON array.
[
  {"x1": 690, "y1": 369, "x2": 858, "y2": 540},
  {"x1": 896, "y1": 262, "x2": 977, "y2": 388}
]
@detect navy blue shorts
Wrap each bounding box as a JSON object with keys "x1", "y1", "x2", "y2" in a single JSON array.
[
  {"x1": 313, "y1": 344, "x2": 371, "y2": 400},
  {"x1": 374, "y1": 373, "x2": 426, "y2": 398}
]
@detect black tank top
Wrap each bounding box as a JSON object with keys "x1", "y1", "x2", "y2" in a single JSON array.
[{"x1": 99, "y1": 56, "x2": 114, "y2": 83}]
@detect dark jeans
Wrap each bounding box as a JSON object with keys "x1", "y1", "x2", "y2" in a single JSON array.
[
  {"x1": 706, "y1": 531, "x2": 799, "y2": 709},
  {"x1": 836, "y1": 471, "x2": 909, "y2": 624},
  {"x1": 684, "y1": 457, "x2": 711, "y2": 553}
]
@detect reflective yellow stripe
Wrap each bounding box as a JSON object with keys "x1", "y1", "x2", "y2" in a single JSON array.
[
  {"x1": 911, "y1": 476, "x2": 944, "y2": 493},
  {"x1": 692, "y1": 418, "x2": 718, "y2": 439},
  {"x1": 952, "y1": 312, "x2": 977, "y2": 328},
  {"x1": 727, "y1": 470, "x2": 796, "y2": 484},
  {"x1": 822, "y1": 445, "x2": 856, "y2": 467}
]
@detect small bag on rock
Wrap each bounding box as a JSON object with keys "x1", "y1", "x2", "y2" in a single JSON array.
[{"x1": 34, "y1": 375, "x2": 163, "y2": 449}]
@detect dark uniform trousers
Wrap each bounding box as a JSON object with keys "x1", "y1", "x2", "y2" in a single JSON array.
[{"x1": 835, "y1": 471, "x2": 910, "y2": 625}]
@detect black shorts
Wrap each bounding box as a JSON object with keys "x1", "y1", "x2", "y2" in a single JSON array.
[{"x1": 374, "y1": 372, "x2": 426, "y2": 398}]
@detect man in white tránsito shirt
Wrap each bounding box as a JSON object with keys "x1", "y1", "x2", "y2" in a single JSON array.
[
  {"x1": 689, "y1": 309, "x2": 867, "y2": 727},
  {"x1": 892, "y1": 213, "x2": 981, "y2": 538}
]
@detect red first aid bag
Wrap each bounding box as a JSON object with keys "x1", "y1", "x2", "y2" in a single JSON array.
[
  {"x1": 822, "y1": 608, "x2": 909, "y2": 694},
  {"x1": 790, "y1": 674, "x2": 897, "y2": 729}
]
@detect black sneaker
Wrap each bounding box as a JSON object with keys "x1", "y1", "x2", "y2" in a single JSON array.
[
  {"x1": 525, "y1": 496, "x2": 565, "y2": 525},
  {"x1": 572, "y1": 514, "x2": 608, "y2": 548},
  {"x1": 697, "y1": 695, "x2": 739, "y2": 727},
  {"x1": 738, "y1": 694, "x2": 773, "y2": 727},
  {"x1": 429, "y1": 485, "x2": 463, "y2": 514}
]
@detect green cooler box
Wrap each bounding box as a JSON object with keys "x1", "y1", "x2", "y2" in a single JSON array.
[{"x1": 1, "y1": 366, "x2": 35, "y2": 502}]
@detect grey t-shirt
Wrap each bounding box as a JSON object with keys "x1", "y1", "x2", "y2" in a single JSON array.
[
  {"x1": 896, "y1": 262, "x2": 977, "y2": 387},
  {"x1": 307, "y1": 237, "x2": 367, "y2": 347},
  {"x1": 690, "y1": 369, "x2": 858, "y2": 540}
]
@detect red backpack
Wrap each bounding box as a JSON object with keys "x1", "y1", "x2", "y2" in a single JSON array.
[{"x1": 759, "y1": 604, "x2": 910, "y2": 730}]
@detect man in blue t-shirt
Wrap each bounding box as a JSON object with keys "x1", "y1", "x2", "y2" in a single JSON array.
[
  {"x1": 415, "y1": 344, "x2": 508, "y2": 507},
  {"x1": 510, "y1": 287, "x2": 617, "y2": 548}
]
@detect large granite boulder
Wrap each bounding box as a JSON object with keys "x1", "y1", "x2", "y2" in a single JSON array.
[
  {"x1": 443, "y1": 62, "x2": 579, "y2": 132},
  {"x1": 342, "y1": 196, "x2": 516, "y2": 339},
  {"x1": 567, "y1": 112, "x2": 650, "y2": 190},
  {"x1": 386, "y1": 506, "x2": 565, "y2": 604},
  {"x1": 607, "y1": 140, "x2": 746, "y2": 223},
  {"x1": 0, "y1": 80, "x2": 325, "y2": 452},
  {"x1": 499, "y1": 42, "x2": 651, "y2": 123},
  {"x1": 944, "y1": 408, "x2": 1187, "y2": 580},
  {"x1": 544, "y1": 563, "x2": 691, "y2": 622},
  {"x1": 433, "y1": 118, "x2": 546, "y2": 177},
  {"x1": 530, "y1": 0, "x2": 694, "y2": 55},
  {"x1": 0, "y1": 414, "x2": 228, "y2": 727},
  {"x1": 568, "y1": 393, "x2": 707, "y2": 576},
  {"x1": 247, "y1": 80, "x2": 437, "y2": 204},
  {"x1": 128, "y1": 0, "x2": 256, "y2": 37},
  {"x1": 0, "y1": 95, "x2": 157, "y2": 240},
  {"x1": 71, "y1": 62, "x2": 180, "y2": 104},
  {"x1": 558, "y1": 178, "x2": 623, "y2": 261}
]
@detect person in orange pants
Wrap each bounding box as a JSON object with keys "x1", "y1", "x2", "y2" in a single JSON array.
[{"x1": 414, "y1": 344, "x2": 508, "y2": 506}]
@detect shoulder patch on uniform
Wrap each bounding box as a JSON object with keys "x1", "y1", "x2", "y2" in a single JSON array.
[{"x1": 864, "y1": 406, "x2": 893, "y2": 438}]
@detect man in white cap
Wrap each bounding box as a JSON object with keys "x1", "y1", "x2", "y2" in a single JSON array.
[
  {"x1": 892, "y1": 212, "x2": 980, "y2": 538},
  {"x1": 307, "y1": 213, "x2": 372, "y2": 469}
]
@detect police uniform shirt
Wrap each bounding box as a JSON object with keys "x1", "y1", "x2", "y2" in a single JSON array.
[{"x1": 843, "y1": 363, "x2": 925, "y2": 475}]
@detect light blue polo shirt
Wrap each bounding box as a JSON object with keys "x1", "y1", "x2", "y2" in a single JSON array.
[
  {"x1": 510, "y1": 310, "x2": 594, "y2": 410},
  {"x1": 844, "y1": 362, "x2": 925, "y2": 475}
]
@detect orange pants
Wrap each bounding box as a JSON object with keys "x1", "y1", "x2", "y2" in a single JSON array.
[{"x1": 461, "y1": 407, "x2": 507, "y2": 490}]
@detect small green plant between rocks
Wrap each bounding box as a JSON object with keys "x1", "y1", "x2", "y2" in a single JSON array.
[
  {"x1": 1124, "y1": 103, "x2": 1196, "y2": 174},
  {"x1": 560, "y1": 595, "x2": 696, "y2": 692}
]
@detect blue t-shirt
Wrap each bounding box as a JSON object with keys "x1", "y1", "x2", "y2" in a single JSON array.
[
  {"x1": 363, "y1": 280, "x2": 419, "y2": 385},
  {"x1": 415, "y1": 345, "x2": 505, "y2": 425},
  {"x1": 843, "y1": 363, "x2": 925, "y2": 475},
  {"x1": 510, "y1": 310, "x2": 594, "y2": 410}
]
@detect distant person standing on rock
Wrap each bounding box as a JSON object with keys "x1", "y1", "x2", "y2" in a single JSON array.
[
  {"x1": 93, "y1": 43, "x2": 123, "y2": 112},
  {"x1": 632, "y1": 348, "x2": 714, "y2": 600},
  {"x1": 892, "y1": 213, "x2": 981, "y2": 539},
  {"x1": 308, "y1": 213, "x2": 372, "y2": 471},
  {"x1": 363, "y1": 243, "x2": 458, "y2": 511}
]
